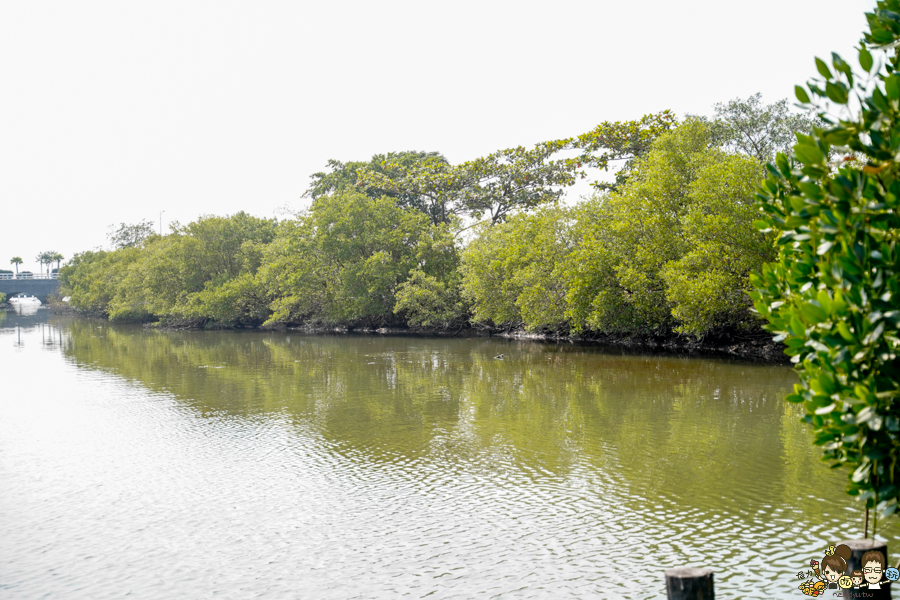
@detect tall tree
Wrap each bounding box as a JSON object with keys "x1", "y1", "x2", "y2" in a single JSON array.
[
  {"x1": 35, "y1": 251, "x2": 52, "y2": 274},
  {"x1": 260, "y1": 191, "x2": 449, "y2": 327},
  {"x1": 10, "y1": 257, "x2": 22, "y2": 274},
  {"x1": 460, "y1": 205, "x2": 572, "y2": 330},
  {"x1": 305, "y1": 152, "x2": 448, "y2": 201},
  {"x1": 573, "y1": 110, "x2": 677, "y2": 192},
  {"x1": 357, "y1": 140, "x2": 582, "y2": 226},
  {"x1": 564, "y1": 118, "x2": 775, "y2": 335},
  {"x1": 107, "y1": 220, "x2": 155, "y2": 249},
  {"x1": 353, "y1": 112, "x2": 676, "y2": 226},
  {"x1": 456, "y1": 140, "x2": 583, "y2": 224},
  {"x1": 353, "y1": 153, "x2": 468, "y2": 226},
  {"x1": 712, "y1": 93, "x2": 820, "y2": 164}
]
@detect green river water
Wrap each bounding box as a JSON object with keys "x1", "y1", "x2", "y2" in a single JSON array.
[{"x1": 1, "y1": 307, "x2": 897, "y2": 599}]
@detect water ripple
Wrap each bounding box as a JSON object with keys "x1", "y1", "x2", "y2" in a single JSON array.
[{"x1": 1, "y1": 319, "x2": 898, "y2": 599}]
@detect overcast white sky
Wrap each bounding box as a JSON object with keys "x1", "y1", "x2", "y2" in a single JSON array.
[{"x1": 0, "y1": 0, "x2": 878, "y2": 272}]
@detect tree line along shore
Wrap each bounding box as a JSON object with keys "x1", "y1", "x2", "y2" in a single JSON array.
[{"x1": 57, "y1": 95, "x2": 813, "y2": 362}]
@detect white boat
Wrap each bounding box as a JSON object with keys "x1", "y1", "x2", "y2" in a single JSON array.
[
  {"x1": 9, "y1": 294, "x2": 42, "y2": 305},
  {"x1": 8, "y1": 294, "x2": 42, "y2": 315}
]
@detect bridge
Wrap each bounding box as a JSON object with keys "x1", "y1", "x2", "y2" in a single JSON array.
[{"x1": 0, "y1": 274, "x2": 62, "y2": 303}]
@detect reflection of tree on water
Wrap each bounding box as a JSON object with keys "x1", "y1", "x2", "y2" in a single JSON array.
[
  {"x1": 40, "y1": 318, "x2": 900, "y2": 600},
  {"x1": 55, "y1": 320, "x2": 869, "y2": 517}
]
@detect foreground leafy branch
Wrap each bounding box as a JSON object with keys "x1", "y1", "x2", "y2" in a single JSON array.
[{"x1": 751, "y1": 1, "x2": 900, "y2": 521}]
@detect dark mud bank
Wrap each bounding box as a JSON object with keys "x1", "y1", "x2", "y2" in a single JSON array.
[
  {"x1": 276, "y1": 323, "x2": 790, "y2": 364},
  {"x1": 124, "y1": 315, "x2": 790, "y2": 364}
]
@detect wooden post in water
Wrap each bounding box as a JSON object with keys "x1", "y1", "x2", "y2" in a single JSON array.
[
  {"x1": 840, "y1": 539, "x2": 891, "y2": 599},
  {"x1": 665, "y1": 567, "x2": 714, "y2": 600}
]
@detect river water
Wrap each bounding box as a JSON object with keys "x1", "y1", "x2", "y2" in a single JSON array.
[{"x1": 1, "y1": 308, "x2": 897, "y2": 599}]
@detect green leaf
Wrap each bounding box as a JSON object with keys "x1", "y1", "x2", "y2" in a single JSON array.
[
  {"x1": 852, "y1": 462, "x2": 872, "y2": 483},
  {"x1": 872, "y1": 87, "x2": 892, "y2": 113},
  {"x1": 816, "y1": 57, "x2": 833, "y2": 79},
  {"x1": 823, "y1": 127, "x2": 853, "y2": 146},
  {"x1": 796, "y1": 85, "x2": 811, "y2": 104},
  {"x1": 826, "y1": 81, "x2": 850, "y2": 104},
  {"x1": 801, "y1": 302, "x2": 829, "y2": 324},
  {"x1": 859, "y1": 47, "x2": 874, "y2": 72},
  {"x1": 832, "y1": 53, "x2": 852, "y2": 77},
  {"x1": 887, "y1": 75, "x2": 900, "y2": 101},
  {"x1": 817, "y1": 290, "x2": 832, "y2": 313},
  {"x1": 776, "y1": 153, "x2": 791, "y2": 176},
  {"x1": 790, "y1": 195, "x2": 808, "y2": 212},
  {"x1": 863, "y1": 321, "x2": 885, "y2": 344},
  {"x1": 837, "y1": 321, "x2": 855, "y2": 341},
  {"x1": 795, "y1": 144, "x2": 825, "y2": 165},
  {"x1": 785, "y1": 337, "x2": 807, "y2": 348}
]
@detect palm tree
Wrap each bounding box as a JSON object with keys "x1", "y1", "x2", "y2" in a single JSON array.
[
  {"x1": 36, "y1": 251, "x2": 54, "y2": 275},
  {"x1": 50, "y1": 252, "x2": 63, "y2": 272},
  {"x1": 10, "y1": 257, "x2": 22, "y2": 274}
]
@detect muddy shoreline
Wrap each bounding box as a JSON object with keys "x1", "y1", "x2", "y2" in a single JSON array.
[
  {"x1": 31, "y1": 305, "x2": 790, "y2": 364},
  {"x1": 275, "y1": 322, "x2": 790, "y2": 364}
]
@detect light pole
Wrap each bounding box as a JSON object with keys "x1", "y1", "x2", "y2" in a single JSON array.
[{"x1": 159, "y1": 210, "x2": 165, "y2": 235}]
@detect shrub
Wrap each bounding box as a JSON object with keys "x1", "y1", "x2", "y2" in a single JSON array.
[{"x1": 752, "y1": 2, "x2": 900, "y2": 520}]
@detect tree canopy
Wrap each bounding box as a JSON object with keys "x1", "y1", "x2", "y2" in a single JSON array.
[
  {"x1": 712, "y1": 93, "x2": 821, "y2": 164},
  {"x1": 108, "y1": 220, "x2": 155, "y2": 249},
  {"x1": 261, "y1": 191, "x2": 457, "y2": 327},
  {"x1": 352, "y1": 112, "x2": 677, "y2": 227},
  {"x1": 305, "y1": 151, "x2": 452, "y2": 224},
  {"x1": 59, "y1": 95, "x2": 816, "y2": 344}
]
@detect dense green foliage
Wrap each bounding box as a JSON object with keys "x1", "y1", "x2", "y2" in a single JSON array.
[
  {"x1": 260, "y1": 192, "x2": 458, "y2": 327},
  {"x1": 305, "y1": 152, "x2": 452, "y2": 225},
  {"x1": 63, "y1": 212, "x2": 277, "y2": 326},
  {"x1": 460, "y1": 206, "x2": 572, "y2": 330},
  {"x1": 752, "y1": 2, "x2": 900, "y2": 520},
  {"x1": 354, "y1": 140, "x2": 583, "y2": 226},
  {"x1": 459, "y1": 121, "x2": 776, "y2": 335},
  {"x1": 61, "y1": 95, "x2": 811, "y2": 341},
  {"x1": 575, "y1": 111, "x2": 677, "y2": 192}
]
